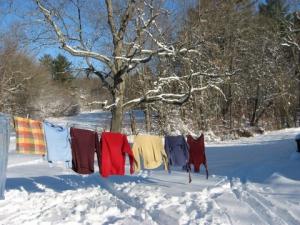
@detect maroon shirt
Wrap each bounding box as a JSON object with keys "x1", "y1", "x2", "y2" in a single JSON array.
[
  {"x1": 187, "y1": 134, "x2": 208, "y2": 178},
  {"x1": 70, "y1": 127, "x2": 100, "y2": 174}
]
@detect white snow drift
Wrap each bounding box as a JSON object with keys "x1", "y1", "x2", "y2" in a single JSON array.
[{"x1": 0, "y1": 125, "x2": 300, "y2": 225}]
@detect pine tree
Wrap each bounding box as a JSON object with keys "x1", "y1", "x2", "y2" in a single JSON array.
[
  {"x1": 40, "y1": 54, "x2": 72, "y2": 82},
  {"x1": 52, "y1": 54, "x2": 72, "y2": 82}
]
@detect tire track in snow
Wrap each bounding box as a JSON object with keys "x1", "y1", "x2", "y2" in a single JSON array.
[
  {"x1": 206, "y1": 177, "x2": 234, "y2": 225},
  {"x1": 209, "y1": 195, "x2": 234, "y2": 225},
  {"x1": 230, "y1": 179, "x2": 290, "y2": 225},
  {"x1": 245, "y1": 184, "x2": 299, "y2": 225}
]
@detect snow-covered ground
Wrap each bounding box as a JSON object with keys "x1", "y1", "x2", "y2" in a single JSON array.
[{"x1": 0, "y1": 115, "x2": 300, "y2": 225}]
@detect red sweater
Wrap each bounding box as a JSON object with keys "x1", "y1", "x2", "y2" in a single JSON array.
[{"x1": 100, "y1": 132, "x2": 134, "y2": 177}]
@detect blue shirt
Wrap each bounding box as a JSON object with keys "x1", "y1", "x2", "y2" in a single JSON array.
[
  {"x1": 43, "y1": 121, "x2": 72, "y2": 166},
  {"x1": 164, "y1": 135, "x2": 189, "y2": 167}
]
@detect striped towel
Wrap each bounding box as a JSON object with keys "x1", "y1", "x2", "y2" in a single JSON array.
[{"x1": 14, "y1": 117, "x2": 46, "y2": 155}]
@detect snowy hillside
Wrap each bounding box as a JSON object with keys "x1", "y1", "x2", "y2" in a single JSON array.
[{"x1": 1, "y1": 124, "x2": 300, "y2": 225}]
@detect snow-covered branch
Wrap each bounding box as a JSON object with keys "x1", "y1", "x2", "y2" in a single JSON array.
[
  {"x1": 3, "y1": 76, "x2": 33, "y2": 93},
  {"x1": 35, "y1": 0, "x2": 112, "y2": 67},
  {"x1": 86, "y1": 100, "x2": 116, "y2": 111},
  {"x1": 122, "y1": 72, "x2": 227, "y2": 110}
]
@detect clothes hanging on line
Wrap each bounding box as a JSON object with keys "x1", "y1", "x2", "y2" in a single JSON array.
[
  {"x1": 0, "y1": 114, "x2": 10, "y2": 200},
  {"x1": 70, "y1": 127, "x2": 100, "y2": 175},
  {"x1": 187, "y1": 134, "x2": 209, "y2": 179},
  {"x1": 10, "y1": 115, "x2": 210, "y2": 183},
  {"x1": 14, "y1": 117, "x2": 46, "y2": 155},
  {"x1": 132, "y1": 135, "x2": 168, "y2": 173},
  {"x1": 164, "y1": 135, "x2": 189, "y2": 168},
  {"x1": 100, "y1": 132, "x2": 134, "y2": 177},
  {"x1": 43, "y1": 121, "x2": 72, "y2": 167},
  {"x1": 165, "y1": 135, "x2": 192, "y2": 182}
]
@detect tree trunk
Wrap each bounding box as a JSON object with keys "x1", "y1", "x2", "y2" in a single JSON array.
[
  {"x1": 144, "y1": 105, "x2": 151, "y2": 133},
  {"x1": 110, "y1": 81, "x2": 125, "y2": 132},
  {"x1": 111, "y1": 104, "x2": 123, "y2": 132},
  {"x1": 157, "y1": 107, "x2": 167, "y2": 135},
  {"x1": 130, "y1": 110, "x2": 137, "y2": 135},
  {"x1": 250, "y1": 84, "x2": 260, "y2": 126}
]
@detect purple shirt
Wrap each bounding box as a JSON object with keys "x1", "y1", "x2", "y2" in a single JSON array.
[{"x1": 164, "y1": 135, "x2": 189, "y2": 167}]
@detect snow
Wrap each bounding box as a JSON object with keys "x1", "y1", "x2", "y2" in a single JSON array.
[{"x1": 1, "y1": 114, "x2": 300, "y2": 225}]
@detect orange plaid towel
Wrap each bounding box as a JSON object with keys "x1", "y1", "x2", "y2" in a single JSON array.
[{"x1": 14, "y1": 117, "x2": 46, "y2": 155}]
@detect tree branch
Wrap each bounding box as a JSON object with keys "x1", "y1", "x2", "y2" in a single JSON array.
[
  {"x1": 35, "y1": 0, "x2": 112, "y2": 67},
  {"x1": 105, "y1": 0, "x2": 118, "y2": 46}
]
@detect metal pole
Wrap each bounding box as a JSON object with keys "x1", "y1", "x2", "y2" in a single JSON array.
[{"x1": 0, "y1": 114, "x2": 10, "y2": 200}]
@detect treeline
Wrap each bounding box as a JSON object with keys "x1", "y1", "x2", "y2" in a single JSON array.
[
  {"x1": 181, "y1": 0, "x2": 299, "y2": 131},
  {"x1": 0, "y1": 37, "x2": 110, "y2": 118},
  {"x1": 125, "y1": 0, "x2": 300, "y2": 135},
  {"x1": 0, "y1": 0, "x2": 299, "y2": 136}
]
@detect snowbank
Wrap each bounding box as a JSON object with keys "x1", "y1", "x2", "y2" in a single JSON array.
[{"x1": 1, "y1": 116, "x2": 300, "y2": 225}]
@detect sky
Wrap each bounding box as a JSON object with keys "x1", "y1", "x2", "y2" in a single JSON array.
[{"x1": 0, "y1": 0, "x2": 298, "y2": 68}]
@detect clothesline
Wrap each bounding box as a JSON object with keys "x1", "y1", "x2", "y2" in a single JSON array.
[{"x1": 0, "y1": 114, "x2": 208, "y2": 200}]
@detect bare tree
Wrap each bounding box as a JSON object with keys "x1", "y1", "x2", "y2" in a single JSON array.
[
  {"x1": 33, "y1": 0, "x2": 225, "y2": 132},
  {"x1": 282, "y1": 11, "x2": 300, "y2": 126},
  {"x1": 0, "y1": 40, "x2": 32, "y2": 114}
]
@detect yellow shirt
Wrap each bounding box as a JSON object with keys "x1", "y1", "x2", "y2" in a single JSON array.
[{"x1": 132, "y1": 135, "x2": 168, "y2": 173}]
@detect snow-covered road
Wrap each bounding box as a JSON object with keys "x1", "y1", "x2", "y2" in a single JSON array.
[{"x1": 1, "y1": 127, "x2": 300, "y2": 225}]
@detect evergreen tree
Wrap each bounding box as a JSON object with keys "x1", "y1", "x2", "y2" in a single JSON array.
[
  {"x1": 40, "y1": 54, "x2": 73, "y2": 82},
  {"x1": 52, "y1": 54, "x2": 72, "y2": 82}
]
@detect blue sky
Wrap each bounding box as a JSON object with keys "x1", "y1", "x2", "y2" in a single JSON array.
[{"x1": 0, "y1": 0, "x2": 298, "y2": 67}]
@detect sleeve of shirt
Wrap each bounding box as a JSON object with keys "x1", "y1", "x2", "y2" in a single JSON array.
[
  {"x1": 160, "y1": 137, "x2": 169, "y2": 172},
  {"x1": 164, "y1": 137, "x2": 172, "y2": 165},
  {"x1": 122, "y1": 135, "x2": 135, "y2": 174},
  {"x1": 131, "y1": 136, "x2": 141, "y2": 173},
  {"x1": 202, "y1": 134, "x2": 208, "y2": 179}
]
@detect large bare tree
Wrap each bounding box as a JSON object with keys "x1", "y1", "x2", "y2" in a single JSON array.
[{"x1": 33, "y1": 0, "x2": 225, "y2": 132}]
